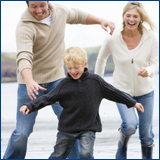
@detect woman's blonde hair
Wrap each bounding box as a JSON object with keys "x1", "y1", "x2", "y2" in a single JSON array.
[
  {"x1": 64, "y1": 47, "x2": 88, "y2": 67},
  {"x1": 122, "y1": 1, "x2": 154, "y2": 33}
]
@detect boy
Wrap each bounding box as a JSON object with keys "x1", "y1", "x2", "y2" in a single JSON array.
[{"x1": 20, "y1": 47, "x2": 144, "y2": 159}]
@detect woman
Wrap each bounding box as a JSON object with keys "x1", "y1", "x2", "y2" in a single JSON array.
[{"x1": 95, "y1": 1, "x2": 158, "y2": 159}]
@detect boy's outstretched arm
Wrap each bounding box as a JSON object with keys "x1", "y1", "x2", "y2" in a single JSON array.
[
  {"x1": 96, "y1": 75, "x2": 144, "y2": 110},
  {"x1": 19, "y1": 84, "x2": 61, "y2": 114}
]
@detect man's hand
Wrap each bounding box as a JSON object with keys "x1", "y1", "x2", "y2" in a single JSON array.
[
  {"x1": 86, "y1": 15, "x2": 115, "y2": 35},
  {"x1": 19, "y1": 105, "x2": 30, "y2": 115},
  {"x1": 21, "y1": 69, "x2": 47, "y2": 100},
  {"x1": 134, "y1": 103, "x2": 144, "y2": 112},
  {"x1": 101, "y1": 20, "x2": 115, "y2": 35},
  {"x1": 26, "y1": 80, "x2": 47, "y2": 100}
]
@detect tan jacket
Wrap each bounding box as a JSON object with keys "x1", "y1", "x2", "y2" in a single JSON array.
[{"x1": 16, "y1": 3, "x2": 88, "y2": 84}]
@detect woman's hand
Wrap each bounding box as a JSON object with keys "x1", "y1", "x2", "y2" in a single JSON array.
[
  {"x1": 19, "y1": 105, "x2": 30, "y2": 115},
  {"x1": 134, "y1": 103, "x2": 144, "y2": 112},
  {"x1": 138, "y1": 68, "x2": 149, "y2": 77}
]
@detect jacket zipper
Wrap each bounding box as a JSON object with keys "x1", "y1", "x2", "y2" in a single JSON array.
[
  {"x1": 131, "y1": 58, "x2": 134, "y2": 64},
  {"x1": 131, "y1": 57, "x2": 135, "y2": 95}
]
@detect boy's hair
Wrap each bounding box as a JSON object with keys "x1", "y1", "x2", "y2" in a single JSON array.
[{"x1": 64, "y1": 47, "x2": 88, "y2": 67}]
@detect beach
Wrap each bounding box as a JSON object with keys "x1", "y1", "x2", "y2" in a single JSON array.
[
  {"x1": 1, "y1": 76, "x2": 159, "y2": 159},
  {"x1": 2, "y1": 119, "x2": 159, "y2": 159}
]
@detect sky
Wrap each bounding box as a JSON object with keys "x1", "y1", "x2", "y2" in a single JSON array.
[{"x1": 1, "y1": 1, "x2": 159, "y2": 53}]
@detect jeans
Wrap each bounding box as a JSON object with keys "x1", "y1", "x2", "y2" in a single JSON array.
[
  {"x1": 48, "y1": 131, "x2": 95, "y2": 159},
  {"x1": 3, "y1": 79, "x2": 80, "y2": 159},
  {"x1": 116, "y1": 91, "x2": 154, "y2": 147}
]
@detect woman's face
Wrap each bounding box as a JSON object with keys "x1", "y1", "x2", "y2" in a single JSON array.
[{"x1": 123, "y1": 8, "x2": 141, "y2": 31}]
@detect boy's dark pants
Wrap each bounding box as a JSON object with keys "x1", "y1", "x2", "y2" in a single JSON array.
[{"x1": 48, "y1": 131, "x2": 95, "y2": 159}]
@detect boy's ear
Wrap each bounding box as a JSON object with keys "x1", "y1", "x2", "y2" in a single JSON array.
[{"x1": 84, "y1": 62, "x2": 88, "y2": 68}]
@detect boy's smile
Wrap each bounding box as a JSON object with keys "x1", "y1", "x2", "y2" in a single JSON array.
[{"x1": 66, "y1": 63, "x2": 85, "y2": 80}]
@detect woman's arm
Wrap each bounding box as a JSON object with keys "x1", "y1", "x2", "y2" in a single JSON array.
[
  {"x1": 138, "y1": 33, "x2": 158, "y2": 77},
  {"x1": 95, "y1": 37, "x2": 111, "y2": 76}
]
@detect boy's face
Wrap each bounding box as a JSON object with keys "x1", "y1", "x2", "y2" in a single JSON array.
[{"x1": 66, "y1": 63, "x2": 85, "y2": 80}]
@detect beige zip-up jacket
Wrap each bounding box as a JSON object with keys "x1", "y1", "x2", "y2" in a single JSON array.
[
  {"x1": 95, "y1": 29, "x2": 158, "y2": 96},
  {"x1": 16, "y1": 4, "x2": 88, "y2": 84}
]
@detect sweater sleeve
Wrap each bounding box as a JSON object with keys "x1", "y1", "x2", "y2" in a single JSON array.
[
  {"x1": 16, "y1": 22, "x2": 34, "y2": 73},
  {"x1": 64, "y1": 7, "x2": 88, "y2": 24},
  {"x1": 25, "y1": 83, "x2": 62, "y2": 113},
  {"x1": 145, "y1": 32, "x2": 158, "y2": 77},
  {"x1": 96, "y1": 75, "x2": 136, "y2": 108},
  {"x1": 95, "y1": 37, "x2": 111, "y2": 76}
]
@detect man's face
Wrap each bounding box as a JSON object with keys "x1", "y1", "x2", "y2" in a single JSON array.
[{"x1": 28, "y1": 1, "x2": 50, "y2": 20}]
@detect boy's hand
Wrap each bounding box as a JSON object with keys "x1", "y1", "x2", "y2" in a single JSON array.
[
  {"x1": 19, "y1": 105, "x2": 30, "y2": 115},
  {"x1": 134, "y1": 103, "x2": 144, "y2": 112}
]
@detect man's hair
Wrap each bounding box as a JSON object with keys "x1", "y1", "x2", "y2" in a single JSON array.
[
  {"x1": 64, "y1": 47, "x2": 88, "y2": 67},
  {"x1": 26, "y1": 1, "x2": 49, "y2": 6},
  {"x1": 26, "y1": 1, "x2": 29, "y2": 6}
]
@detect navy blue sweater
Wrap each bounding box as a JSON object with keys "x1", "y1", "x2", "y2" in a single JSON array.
[{"x1": 26, "y1": 69, "x2": 136, "y2": 133}]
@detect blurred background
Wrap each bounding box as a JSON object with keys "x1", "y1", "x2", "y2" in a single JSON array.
[
  {"x1": 1, "y1": 1, "x2": 159, "y2": 82},
  {"x1": 1, "y1": 1, "x2": 159, "y2": 159}
]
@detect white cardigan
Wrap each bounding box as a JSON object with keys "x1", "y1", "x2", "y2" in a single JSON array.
[{"x1": 95, "y1": 30, "x2": 158, "y2": 97}]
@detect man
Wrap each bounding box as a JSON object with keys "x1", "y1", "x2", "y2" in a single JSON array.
[{"x1": 3, "y1": 1, "x2": 115, "y2": 159}]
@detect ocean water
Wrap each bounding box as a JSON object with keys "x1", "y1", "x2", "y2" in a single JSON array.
[{"x1": 1, "y1": 76, "x2": 159, "y2": 159}]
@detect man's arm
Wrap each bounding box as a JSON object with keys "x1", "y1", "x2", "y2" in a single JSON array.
[
  {"x1": 86, "y1": 14, "x2": 115, "y2": 35},
  {"x1": 16, "y1": 23, "x2": 47, "y2": 99},
  {"x1": 65, "y1": 6, "x2": 115, "y2": 35}
]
